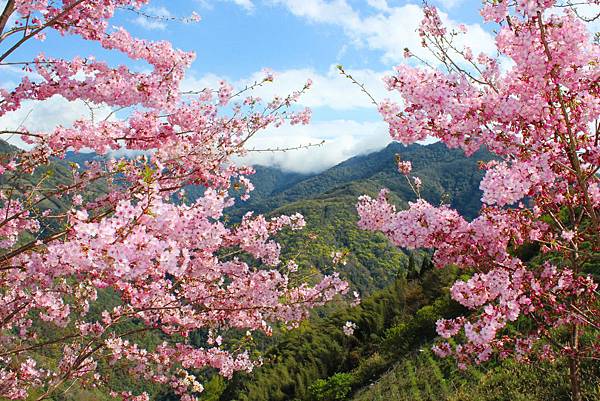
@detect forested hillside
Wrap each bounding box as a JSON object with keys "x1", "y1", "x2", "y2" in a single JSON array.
[
  {"x1": 218, "y1": 261, "x2": 599, "y2": 401},
  {"x1": 227, "y1": 142, "x2": 494, "y2": 295},
  {"x1": 230, "y1": 142, "x2": 493, "y2": 221}
]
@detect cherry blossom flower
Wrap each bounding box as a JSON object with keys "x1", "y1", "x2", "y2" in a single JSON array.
[{"x1": 343, "y1": 321, "x2": 357, "y2": 336}]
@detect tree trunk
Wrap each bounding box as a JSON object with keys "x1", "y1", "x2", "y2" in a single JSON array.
[
  {"x1": 568, "y1": 356, "x2": 582, "y2": 401},
  {"x1": 568, "y1": 325, "x2": 582, "y2": 401}
]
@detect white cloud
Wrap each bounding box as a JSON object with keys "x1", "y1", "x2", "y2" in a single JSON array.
[
  {"x1": 238, "y1": 119, "x2": 391, "y2": 173},
  {"x1": 194, "y1": 0, "x2": 214, "y2": 10},
  {"x1": 183, "y1": 64, "x2": 400, "y2": 111},
  {"x1": 367, "y1": 0, "x2": 390, "y2": 12},
  {"x1": 271, "y1": 0, "x2": 359, "y2": 27},
  {"x1": 198, "y1": 0, "x2": 255, "y2": 12},
  {"x1": 132, "y1": 6, "x2": 172, "y2": 31},
  {"x1": 271, "y1": 0, "x2": 496, "y2": 64},
  {"x1": 133, "y1": 17, "x2": 167, "y2": 30},
  {"x1": 0, "y1": 96, "x2": 113, "y2": 149}
]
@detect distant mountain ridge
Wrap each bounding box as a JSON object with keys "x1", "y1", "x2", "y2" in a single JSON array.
[
  {"x1": 54, "y1": 141, "x2": 491, "y2": 220},
  {"x1": 232, "y1": 141, "x2": 493, "y2": 220}
]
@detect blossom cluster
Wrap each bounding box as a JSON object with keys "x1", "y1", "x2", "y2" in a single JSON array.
[
  {"x1": 360, "y1": 0, "x2": 599, "y2": 369},
  {"x1": 343, "y1": 321, "x2": 357, "y2": 336},
  {"x1": 0, "y1": 1, "x2": 347, "y2": 399}
]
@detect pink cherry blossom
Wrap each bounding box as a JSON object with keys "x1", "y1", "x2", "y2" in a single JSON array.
[
  {"x1": 343, "y1": 321, "x2": 357, "y2": 336},
  {"x1": 0, "y1": 2, "x2": 347, "y2": 399},
  {"x1": 396, "y1": 160, "x2": 412, "y2": 175},
  {"x1": 357, "y1": 2, "x2": 600, "y2": 399}
]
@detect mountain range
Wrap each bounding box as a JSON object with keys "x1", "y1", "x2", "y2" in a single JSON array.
[{"x1": 229, "y1": 141, "x2": 492, "y2": 221}]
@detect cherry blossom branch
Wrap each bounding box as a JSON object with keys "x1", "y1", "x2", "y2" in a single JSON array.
[
  {"x1": 0, "y1": 0, "x2": 89, "y2": 62},
  {"x1": 246, "y1": 140, "x2": 325, "y2": 152},
  {"x1": 0, "y1": 0, "x2": 14, "y2": 37},
  {"x1": 537, "y1": 12, "x2": 598, "y2": 229},
  {"x1": 336, "y1": 65, "x2": 378, "y2": 107}
]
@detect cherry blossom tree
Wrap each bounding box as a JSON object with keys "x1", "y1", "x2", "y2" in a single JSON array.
[
  {"x1": 0, "y1": 1, "x2": 347, "y2": 400},
  {"x1": 351, "y1": 1, "x2": 599, "y2": 400}
]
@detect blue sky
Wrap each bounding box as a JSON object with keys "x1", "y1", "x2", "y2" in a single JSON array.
[
  {"x1": 0, "y1": 1, "x2": 526, "y2": 171},
  {"x1": 136, "y1": 1, "x2": 485, "y2": 75}
]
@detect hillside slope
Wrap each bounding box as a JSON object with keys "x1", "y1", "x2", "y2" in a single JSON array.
[
  {"x1": 229, "y1": 142, "x2": 493, "y2": 295},
  {"x1": 231, "y1": 142, "x2": 493, "y2": 221}
]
